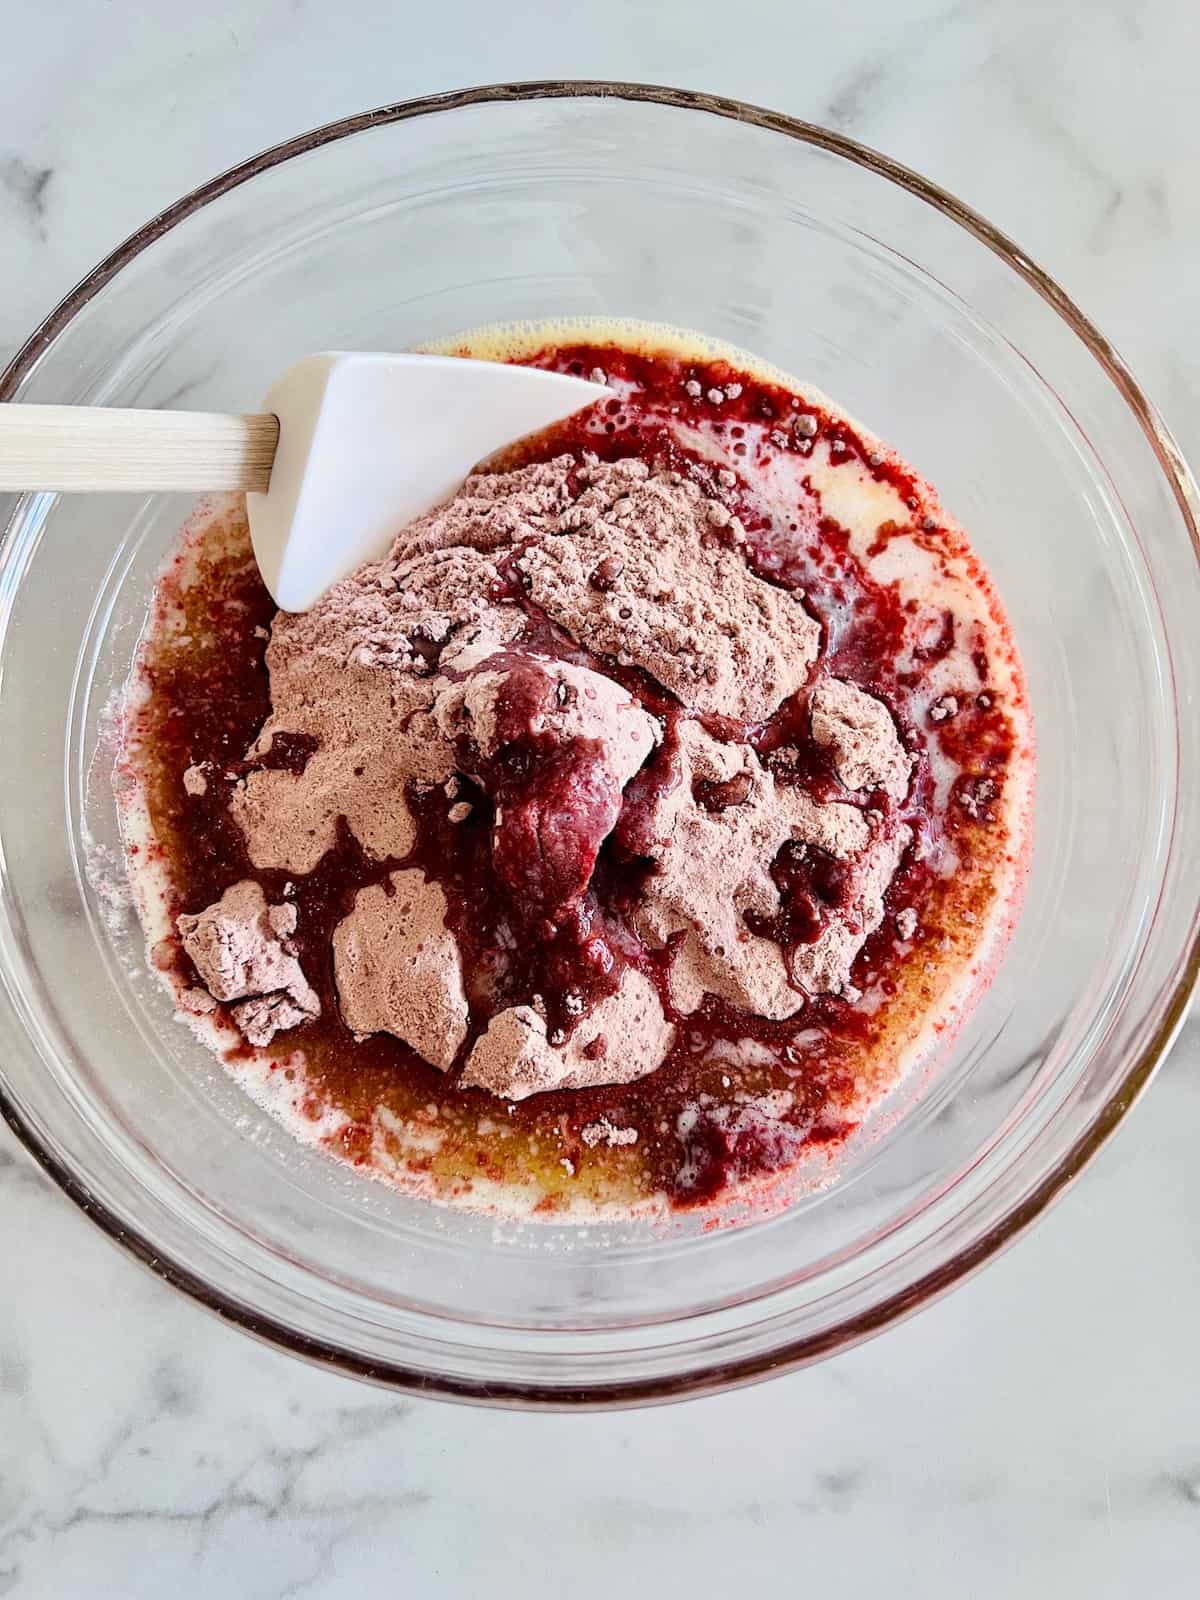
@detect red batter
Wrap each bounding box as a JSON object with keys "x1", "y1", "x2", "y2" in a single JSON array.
[{"x1": 115, "y1": 324, "x2": 1032, "y2": 1220}]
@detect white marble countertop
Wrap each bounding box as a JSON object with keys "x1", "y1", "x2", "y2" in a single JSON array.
[{"x1": 2, "y1": 3, "x2": 1198, "y2": 1594}]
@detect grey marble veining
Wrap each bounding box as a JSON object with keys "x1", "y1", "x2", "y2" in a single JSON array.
[{"x1": 2, "y1": 2, "x2": 1198, "y2": 1595}]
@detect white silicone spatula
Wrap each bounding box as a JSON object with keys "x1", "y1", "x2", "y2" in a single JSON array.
[{"x1": 0, "y1": 352, "x2": 609, "y2": 611}]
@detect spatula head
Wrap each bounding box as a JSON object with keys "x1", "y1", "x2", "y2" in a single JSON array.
[{"x1": 247, "y1": 352, "x2": 609, "y2": 611}]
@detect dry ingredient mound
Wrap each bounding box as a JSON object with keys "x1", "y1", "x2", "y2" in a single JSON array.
[
  {"x1": 178, "y1": 451, "x2": 914, "y2": 1101},
  {"x1": 176, "y1": 880, "x2": 320, "y2": 1047}
]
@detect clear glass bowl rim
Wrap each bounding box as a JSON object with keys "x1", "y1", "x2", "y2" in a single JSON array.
[{"x1": 1, "y1": 79, "x2": 1198, "y2": 1408}]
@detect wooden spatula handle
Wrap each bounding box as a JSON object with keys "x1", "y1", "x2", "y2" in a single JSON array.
[{"x1": 0, "y1": 404, "x2": 280, "y2": 493}]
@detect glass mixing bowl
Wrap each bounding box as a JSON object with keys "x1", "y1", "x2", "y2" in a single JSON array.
[{"x1": 1, "y1": 84, "x2": 1197, "y2": 1407}]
